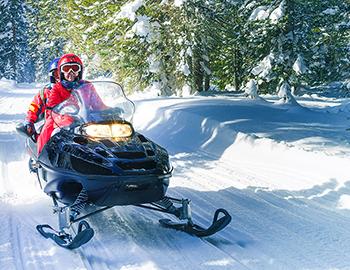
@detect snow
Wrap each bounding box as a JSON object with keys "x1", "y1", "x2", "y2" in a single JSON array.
[
  {"x1": 1, "y1": 79, "x2": 350, "y2": 269},
  {"x1": 142, "y1": 81, "x2": 162, "y2": 96},
  {"x1": 249, "y1": 6, "x2": 270, "y2": 21},
  {"x1": 128, "y1": 16, "x2": 160, "y2": 43},
  {"x1": 251, "y1": 53, "x2": 274, "y2": 79},
  {"x1": 249, "y1": 2, "x2": 285, "y2": 24},
  {"x1": 147, "y1": 54, "x2": 161, "y2": 74},
  {"x1": 277, "y1": 81, "x2": 298, "y2": 104},
  {"x1": 244, "y1": 79, "x2": 259, "y2": 99},
  {"x1": 177, "y1": 61, "x2": 191, "y2": 76},
  {"x1": 174, "y1": 0, "x2": 187, "y2": 7},
  {"x1": 181, "y1": 84, "x2": 191, "y2": 97},
  {"x1": 322, "y1": 8, "x2": 338, "y2": 15},
  {"x1": 337, "y1": 195, "x2": 350, "y2": 210},
  {"x1": 293, "y1": 55, "x2": 307, "y2": 75},
  {"x1": 116, "y1": 0, "x2": 143, "y2": 21},
  {"x1": 269, "y1": 0, "x2": 285, "y2": 24},
  {"x1": 131, "y1": 15, "x2": 150, "y2": 37}
]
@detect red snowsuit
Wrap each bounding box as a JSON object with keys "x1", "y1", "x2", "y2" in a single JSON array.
[
  {"x1": 25, "y1": 85, "x2": 52, "y2": 123},
  {"x1": 37, "y1": 81, "x2": 106, "y2": 154}
]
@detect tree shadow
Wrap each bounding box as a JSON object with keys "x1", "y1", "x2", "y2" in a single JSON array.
[
  {"x1": 0, "y1": 108, "x2": 27, "y2": 164},
  {"x1": 0, "y1": 132, "x2": 27, "y2": 164}
]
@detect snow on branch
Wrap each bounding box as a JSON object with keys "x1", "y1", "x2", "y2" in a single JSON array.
[
  {"x1": 293, "y1": 55, "x2": 307, "y2": 75},
  {"x1": 117, "y1": 0, "x2": 143, "y2": 21},
  {"x1": 174, "y1": 0, "x2": 187, "y2": 7},
  {"x1": 269, "y1": 0, "x2": 285, "y2": 24},
  {"x1": 249, "y1": 6, "x2": 270, "y2": 21},
  {"x1": 251, "y1": 53, "x2": 274, "y2": 80},
  {"x1": 322, "y1": 8, "x2": 339, "y2": 15},
  {"x1": 249, "y1": 0, "x2": 285, "y2": 24}
]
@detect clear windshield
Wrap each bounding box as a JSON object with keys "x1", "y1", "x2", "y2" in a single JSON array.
[{"x1": 52, "y1": 81, "x2": 135, "y2": 129}]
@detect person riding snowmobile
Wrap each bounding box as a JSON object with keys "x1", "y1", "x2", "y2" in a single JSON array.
[
  {"x1": 22, "y1": 57, "x2": 60, "y2": 138},
  {"x1": 37, "y1": 53, "x2": 107, "y2": 154}
]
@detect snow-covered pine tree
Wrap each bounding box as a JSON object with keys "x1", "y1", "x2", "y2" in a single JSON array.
[
  {"x1": 0, "y1": 0, "x2": 34, "y2": 82},
  {"x1": 269, "y1": 0, "x2": 350, "y2": 95},
  {"x1": 63, "y1": 0, "x2": 208, "y2": 95},
  {"x1": 302, "y1": 0, "x2": 350, "y2": 87},
  {"x1": 26, "y1": 0, "x2": 349, "y2": 95},
  {"x1": 242, "y1": 0, "x2": 292, "y2": 94},
  {"x1": 63, "y1": 0, "x2": 149, "y2": 91},
  {"x1": 26, "y1": 0, "x2": 66, "y2": 82},
  {"x1": 196, "y1": 0, "x2": 246, "y2": 92}
]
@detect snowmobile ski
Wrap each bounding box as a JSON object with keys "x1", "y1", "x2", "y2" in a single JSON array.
[
  {"x1": 159, "y1": 208, "x2": 231, "y2": 237},
  {"x1": 36, "y1": 221, "x2": 94, "y2": 249}
]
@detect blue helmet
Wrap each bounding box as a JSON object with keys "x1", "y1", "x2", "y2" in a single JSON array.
[
  {"x1": 48, "y1": 57, "x2": 60, "y2": 72},
  {"x1": 48, "y1": 57, "x2": 60, "y2": 83}
]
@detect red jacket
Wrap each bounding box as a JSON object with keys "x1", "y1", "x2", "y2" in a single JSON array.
[
  {"x1": 37, "y1": 81, "x2": 106, "y2": 154},
  {"x1": 26, "y1": 85, "x2": 52, "y2": 123},
  {"x1": 47, "y1": 80, "x2": 106, "y2": 110}
]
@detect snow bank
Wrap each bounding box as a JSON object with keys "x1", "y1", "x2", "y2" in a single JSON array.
[
  {"x1": 220, "y1": 132, "x2": 349, "y2": 190},
  {"x1": 244, "y1": 79, "x2": 259, "y2": 99},
  {"x1": 0, "y1": 78, "x2": 16, "y2": 89}
]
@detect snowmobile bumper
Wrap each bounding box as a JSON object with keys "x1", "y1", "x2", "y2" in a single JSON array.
[
  {"x1": 40, "y1": 163, "x2": 171, "y2": 206},
  {"x1": 88, "y1": 172, "x2": 171, "y2": 206}
]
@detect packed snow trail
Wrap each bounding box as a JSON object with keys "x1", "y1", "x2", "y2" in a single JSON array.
[
  {"x1": 133, "y1": 96, "x2": 350, "y2": 270},
  {"x1": 1, "y1": 80, "x2": 350, "y2": 269}
]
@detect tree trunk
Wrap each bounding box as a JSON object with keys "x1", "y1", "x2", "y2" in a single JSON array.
[
  {"x1": 192, "y1": 46, "x2": 204, "y2": 92},
  {"x1": 204, "y1": 74, "x2": 210, "y2": 91}
]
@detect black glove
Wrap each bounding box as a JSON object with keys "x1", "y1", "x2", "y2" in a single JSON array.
[{"x1": 23, "y1": 121, "x2": 35, "y2": 137}]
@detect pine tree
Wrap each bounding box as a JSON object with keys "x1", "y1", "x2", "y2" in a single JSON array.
[
  {"x1": 26, "y1": 0, "x2": 349, "y2": 95},
  {"x1": 0, "y1": 0, "x2": 35, "y2": 82},
  {"x1": 26, "y1": 0, "x2": 66, "y2": 82}
]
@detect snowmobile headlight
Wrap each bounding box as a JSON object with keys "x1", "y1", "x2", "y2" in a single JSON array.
[{"x1": 82, "y1": 122, "x2": 133, "y2": 140}]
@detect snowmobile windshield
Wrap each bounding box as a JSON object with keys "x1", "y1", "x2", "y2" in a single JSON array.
[{"x1": 52, "y1": 81, "x2": 135, "y2": 130}]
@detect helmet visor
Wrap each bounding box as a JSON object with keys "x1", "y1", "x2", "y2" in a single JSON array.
[{"x1": 61, "y1": 63, "x2": 81, "y2": 73}]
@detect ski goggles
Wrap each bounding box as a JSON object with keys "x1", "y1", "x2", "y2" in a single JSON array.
[{"x1": 60, "y1": 63, "x2": 81, "y2": 73}]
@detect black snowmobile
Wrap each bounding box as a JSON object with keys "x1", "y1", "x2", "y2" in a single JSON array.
[{"x1": 16, "y1": 81, "x2": 231, "y2": 249}]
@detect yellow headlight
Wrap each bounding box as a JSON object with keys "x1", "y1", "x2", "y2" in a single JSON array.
[{"x1": 83, "y1": 123, "x2": 133, "y2": 139}]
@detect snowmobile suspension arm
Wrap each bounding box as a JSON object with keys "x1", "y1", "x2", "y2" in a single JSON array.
[
  {"x1": 135, "y1": 196, "x2": 192, "y2": 221},
  {"x1": 71, "y1": 206, "x2": 114, "y2": 224}
]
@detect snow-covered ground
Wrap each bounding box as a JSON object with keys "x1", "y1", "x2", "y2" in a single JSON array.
[{"x1": 1, "y1": 79, "x2": 350, "y2": 270}]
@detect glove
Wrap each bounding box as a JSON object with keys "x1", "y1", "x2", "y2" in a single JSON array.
[{"x1": 23, "y1": 121, "x2": 35, "y2": 137}]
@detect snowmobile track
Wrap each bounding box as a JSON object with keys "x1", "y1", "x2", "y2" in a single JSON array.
[
  {"x1": 10, "y1": 214, "x2": 26, "y2": 270},
  {"x1": 200, "y1": 237, "x2": 253, "y2": 270}
]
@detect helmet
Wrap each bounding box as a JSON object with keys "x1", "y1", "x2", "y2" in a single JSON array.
[
  {"x1": 48, "y1": 57, "x2": 60, "y2": 73},
  {"x1": 48, "y1": 57, "x2": 60, "y2": 83},
  {"x1": 58, "y1": 53, "x2": 83, "y2": 81}
]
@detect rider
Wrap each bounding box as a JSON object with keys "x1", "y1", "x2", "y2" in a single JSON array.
[
  {"x1": 22, "y1": 57, "x2": 60, "y2": 138},
  {"x1": 37, "y1": 53, "x2": 106, "y2": 154}
]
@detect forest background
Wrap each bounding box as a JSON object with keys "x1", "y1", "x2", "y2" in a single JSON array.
[{"x1": 0, "y1": 0, "x2": 349, "y2": 96}]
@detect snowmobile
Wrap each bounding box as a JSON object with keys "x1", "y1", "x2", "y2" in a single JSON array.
[{"x1": 16, "y1": 81, "x2": 231, "y2": 249}]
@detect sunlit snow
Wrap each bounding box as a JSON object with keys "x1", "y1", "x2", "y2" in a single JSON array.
[{"x1": 1, "y1": 79, "x2": 350, "y2": 269}]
